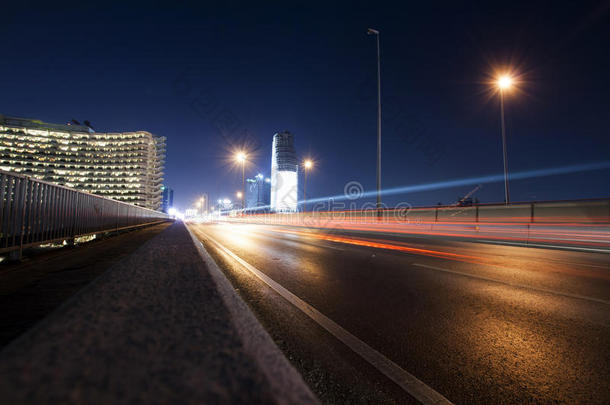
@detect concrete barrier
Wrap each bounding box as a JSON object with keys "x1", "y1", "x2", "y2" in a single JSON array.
[{"x1": 226, "y1": 199, "x2": 610, "y2": 250}]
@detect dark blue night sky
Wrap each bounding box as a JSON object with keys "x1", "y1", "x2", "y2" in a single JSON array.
[{"x1": 2, "y1": 0, "x2": 609, "y2": 210}]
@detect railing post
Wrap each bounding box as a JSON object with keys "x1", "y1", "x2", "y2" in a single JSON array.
[
  {"x1": 11, "y1": 177, "x2": 28, "y2": 261},
  {"x1": 0, "y1": 174, "x2": 6, "y2": 248},
  {"x1": 68, "y1": 190, "x2": 78, "y2": 246}
]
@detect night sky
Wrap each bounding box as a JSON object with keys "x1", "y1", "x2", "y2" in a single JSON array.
[{"x1": 2, "y1": 0, "x2": 609, "y2": 210}]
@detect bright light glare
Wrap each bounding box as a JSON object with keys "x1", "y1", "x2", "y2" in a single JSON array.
[
  {"x1": 235, "y1": 152, "x2": 247, "y2": 163},
  {"x1": 304, "y1": 159, "x2": 313, "y2": 169},
  {"x1": 168, "y1": 208, "x2": 177, "y2": 216},
  {"x1": 236, "y1": 191, "x2": 243, "y2": 198},
  {"x1": 497, "y1": 75, "x2": 513, "y2": 89}
]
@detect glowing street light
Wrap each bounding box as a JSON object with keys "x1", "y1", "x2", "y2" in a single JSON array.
[
  {"x1": 495, "y1": 73, "x2": 514, "y2": 204},
  {"x1": 497, "y1": 75, "x2": 513, "y2": 90},
  {"x1": 236, "y1": 191, "x2": 243, "y2": 199},
  {"x1": 302, "y1": 159, "x2": 314, "y2": 212},
  {"x1": 235, "y1": 151, "x2": 246, "y2": 163},
  {"x1": 234, "y1": 151, "x2": 247, "y2": 211}
]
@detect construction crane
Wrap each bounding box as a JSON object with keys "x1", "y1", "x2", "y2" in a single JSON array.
[{"x1": 456, "y1": 184, "x2": 482, "y2": 206}]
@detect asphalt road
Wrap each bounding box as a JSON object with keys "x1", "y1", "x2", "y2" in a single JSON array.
[{"x1": 189, "y1": 221, "x2": 610, "y2": 404}]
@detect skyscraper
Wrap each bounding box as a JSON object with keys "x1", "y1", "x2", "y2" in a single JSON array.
[
  {"x1": 270, "y1": 131, "x2": 298, "y2": 212},
  {"x1": 161, "y1": 185, "x2": 174, "y2": 213},
  {"x1": 246, "y1": 174, "x2": 271, "y2": 212}
]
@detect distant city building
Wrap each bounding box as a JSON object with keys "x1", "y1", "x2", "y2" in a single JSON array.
[
  {"x1": 0, "y1": 114, "x2": 166, "y2": 210},
  {"x1": 262, "y1": 177, "x2": 271, "y2": 206},
  {"x1": 215, "y1": 198, "x2": 233, "y2": 213},
  {"x1": 161, "y1": 185, "x2": 174, "y2": 213},
  {"x1": 270, "y1": 131, "x2": 298, "y2": 212},
  {"x1": 245, "y1": 174, "x2": 271, "y2": 211}
]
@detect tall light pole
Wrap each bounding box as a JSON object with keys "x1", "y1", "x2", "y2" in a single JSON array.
[
  {"x1": 302, "y1": 159, "x2": 313, "y2": 212},
  {"x1": 235, "y1": 151, "x2": 247, "y2": 211},
  {"x1": 497, "y1": 75, "x2": 513, "y2": 205},
  {"x1": 368, "y1": 28, "x2": 382, "y2": 218}
]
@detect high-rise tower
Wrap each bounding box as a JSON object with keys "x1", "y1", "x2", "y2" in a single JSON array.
[{"x1": 270, "y1": 131, "x2": 298, "y2": 212}]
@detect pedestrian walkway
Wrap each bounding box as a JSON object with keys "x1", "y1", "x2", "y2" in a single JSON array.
[{"x1": 0, "y1": 221, "x2": 317, "y2": 404}]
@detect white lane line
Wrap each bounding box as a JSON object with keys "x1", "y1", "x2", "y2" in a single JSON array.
[
  {"x1": 202, "y1": 232, "x2": 453, "y2": 405},
  {"x1": 474, "y1": 240, "x2": 610, "y2": 254},
  {"x1": 412, "y1": 263, "x2": 610, "y2": 306}
]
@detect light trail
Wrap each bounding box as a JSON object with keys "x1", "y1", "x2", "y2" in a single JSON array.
[
  {"x1": 304, "y1": 161, "x2": 610, "y2": 206},
  {"x1": 226, "y1": 218, "x2": 610, "y2": 250},
  {"x1": 216, "y1": 223, "x2": 610, "y2": 280},
  {"x1": 236, "y1": 161, "x2": 610, "y2": 212},
  {"x1": 268, "y1": 228, "x2": 488, "y2": 264}
]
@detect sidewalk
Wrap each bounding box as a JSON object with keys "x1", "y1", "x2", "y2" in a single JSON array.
[
  {"x1": 0, "y1": 222, "x2": 172, "y2": 347},
  {"x1": 0, "y1": 221, "x2": 317, "y2": 404}
]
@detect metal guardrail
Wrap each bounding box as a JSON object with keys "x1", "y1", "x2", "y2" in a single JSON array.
[{"x1": 0, "y1": 170, "x2": 171, "y2": 258}]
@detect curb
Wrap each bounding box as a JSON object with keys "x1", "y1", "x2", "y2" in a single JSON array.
[{"x1": 185, "y1": 223, "x2": 319, "y2": 405}]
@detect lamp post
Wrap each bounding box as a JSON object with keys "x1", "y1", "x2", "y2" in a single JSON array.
[
  {"x1": 235, "y1": 152, "x2": 246, "y2": 211},
  {"x1": 497, "y1": 75, "x2": 512, "y2": 205},
  {"x1": 303, "y1": 159, "x2": 313, "y2": 212},
  {"x1": 367, "y1": 28, "x2": 382, "y2": 218}
]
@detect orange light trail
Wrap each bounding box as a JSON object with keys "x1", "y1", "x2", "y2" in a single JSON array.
[
  {"x1": 227, "y1": 212, "x2": 610, "y2": 249},
  {"x1": 270, "y1": 228, "x2": 488, "y2": 264}
]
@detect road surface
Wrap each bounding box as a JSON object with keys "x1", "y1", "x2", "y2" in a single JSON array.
[{"x1": 189, "y1": 221, "x2": 610, "y2": 404}]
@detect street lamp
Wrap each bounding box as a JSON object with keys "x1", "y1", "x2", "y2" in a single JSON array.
[
  {"x1": 496, "y1": 74, "x2": 513, "y2": 205},
  {"x1": 367, "y1": 28, "x2": 382, "y2": 219},
  {"x1": 302, "y1": 159, "x2": 313, "y2": 212},
  {"x1": 235, "y1": 151, "x2": 247, "y2": 211}
]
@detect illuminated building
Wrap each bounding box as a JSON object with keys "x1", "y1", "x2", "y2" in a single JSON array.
[
  {"x1": 0, "y1": 114, "x2": 166, "y2": 210},
  {"x1": 270, "y1": 131, "x2": 298, "y2": 212},
  {"x1": 246, "y1": 173, "x2": 271, "y2": 211},
  {"x1": 161, "y1": 185, "x2": 174, "y2": 213},
  {"x1": 215, "y1": 198, "x2": 233, "y2": 213}
]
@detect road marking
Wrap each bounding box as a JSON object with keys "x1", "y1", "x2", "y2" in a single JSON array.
[
  {"x1": 412, "y1": 263, "x2": 610, "y2": 306},
  {"x1": 200, "y1": 231, "x2": 453, "y2": 405},
  {"x1": 473, "y1": 239, "x2": 610, "y2": 254}
]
